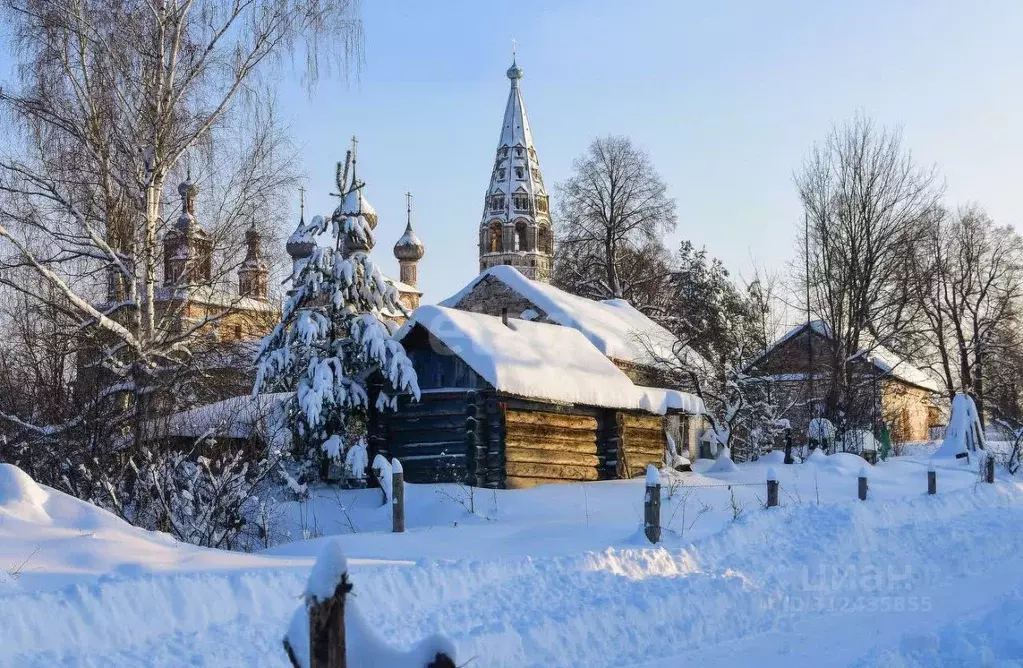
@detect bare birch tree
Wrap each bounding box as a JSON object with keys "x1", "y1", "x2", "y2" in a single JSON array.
[
  {"x1": 910, "y1": 205, "x2": 1023, "y2": 420},
  {"x1": 795, "y1": 115, "x2": 941, "y2": 430},
  {"x1": 0, "y1": 0, "x2": 362, "y2": 443}
]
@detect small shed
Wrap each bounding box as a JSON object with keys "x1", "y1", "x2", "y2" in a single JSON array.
[{"x1": 370, "y1": 306, "x2": 704, "y2": 488}]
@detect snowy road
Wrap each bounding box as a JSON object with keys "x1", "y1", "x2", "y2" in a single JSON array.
[{"x1": 5, "y1": 483, "x2": 1023, "y2": 667}]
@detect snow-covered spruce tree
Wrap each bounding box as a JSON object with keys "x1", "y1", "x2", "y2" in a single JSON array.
[{"x1": 254, "y1": 150, "x2": 419, "y2": 482}]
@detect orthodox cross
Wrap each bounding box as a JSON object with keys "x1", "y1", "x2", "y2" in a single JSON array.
[
  {"x1": 405, "y1": 191, "x2": 413, "y2": 225},
  {"x1": 298, "y1": 185, "x2": 306, "y2": 222}
]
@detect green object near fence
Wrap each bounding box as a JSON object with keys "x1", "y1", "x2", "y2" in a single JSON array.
[{"x1": 880, "y1": 424, "x2": 891, "y2": 461}]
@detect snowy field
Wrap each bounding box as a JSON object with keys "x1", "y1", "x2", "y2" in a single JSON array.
[{"x1": 3, "y1": 446, "x2": 1023, "y2": 667}]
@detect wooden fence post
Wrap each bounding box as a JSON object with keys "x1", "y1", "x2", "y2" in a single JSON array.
[
  {"x1": 285, "y1": 541, "x2": 352, "y2": 668},
  {"x1": 392, "y1": 458, "x2": 405, "y2": 533},
  {"x1": 986, "y1": 453, "x2": 995, "y2": 484},
  {"x1": 858, "y1": 466, "x2": 868, "y2": 501},
  {"x1": 644, "y1": 464, "x2": 661, "y2": 544},
  {"x1": 766, "y1": 468, "x2": 779, "y2": 508},
  {"x1": 927, "y1": 462, "x2": 936, "y2": 495},
  {"x1": 784, "y1": 428, "x2": 794, "y2": 465}
]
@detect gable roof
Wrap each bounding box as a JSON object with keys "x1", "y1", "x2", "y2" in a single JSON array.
[
  {"x1": 440, "y1": 265, "x2": 708, "y2": 372},
  {"x1": 396, "y1": 305, "x2": 704, "y2": 415},
  {"x1": 750, "y1": 321, "x2": 939, "y2": 393}
]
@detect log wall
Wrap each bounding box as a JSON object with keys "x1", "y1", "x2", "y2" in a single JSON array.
[
  {"x1": 502, "y1": 407, "x2": 600, "y2": 489},
  {"x1": 618, "y1": 413, "x2": 667, "y2": 478},
  {"x1": 382, "y1": 391, "x2": 480, "y2": 484}
]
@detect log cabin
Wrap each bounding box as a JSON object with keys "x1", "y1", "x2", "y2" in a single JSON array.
[{"x1": 369, "y1": 305, "x2": 704, "y2": 488}]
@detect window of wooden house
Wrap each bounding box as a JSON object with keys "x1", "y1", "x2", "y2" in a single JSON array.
[{"x1": 234, "y1": 323, "x2": 243, "y2": 339}]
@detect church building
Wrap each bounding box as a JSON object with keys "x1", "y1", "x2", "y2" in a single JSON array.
[{"x1": 478, "y1": 57, "x2": 554, "y2": 282}]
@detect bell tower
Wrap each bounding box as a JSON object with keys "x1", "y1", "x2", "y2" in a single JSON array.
[{"x1": 478, "y1": 54, "x2": 553, "y2": 282}]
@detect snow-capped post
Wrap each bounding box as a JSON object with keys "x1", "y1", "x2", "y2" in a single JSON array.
[
  {"x1": 927, "y1": 461, "x2": 936, "y2": 495},
  {"x1": 986, "y1": 453, "x2": 995, "y2": 484},
  {"x1": 391, "y1": 458, "x2": 405, "y2": 533},
  {"x1": 766, "y1": 468, "x2": 779, "y2": 508},
  {"x1": 285, "y1": 540, "x2": 351, "y2": 668},
  {"x1": 858, "y1": 466, "x2": 868, "y2": 501},
  {"x1": 644, "y1": 464, "x2": 661, "y2": 544},
  {"x1": 784, "y1": 427, "x2": 794, "y2": 465}
]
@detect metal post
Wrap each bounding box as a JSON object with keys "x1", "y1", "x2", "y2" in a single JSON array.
[
  {"x1": 858, "y1": 467, "x2": 868, "y2": 501},
  {"x1": 927, "y1": 466, "x2": 936, "y2": 495}
]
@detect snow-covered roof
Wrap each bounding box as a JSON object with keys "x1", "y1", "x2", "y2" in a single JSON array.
[
  {"x1": 148, "y1": 392, "x2": 294, "y2": 450},
  {"x1": 440, "y1": 265, "x2": 708, "y2": 372},
  {"x1": 396, "y1": 305, "x2": 704, "y2": 415},
  {"x1": 750, "y1": 320, "x2": 939, "y2": 393},
  {"x1": 153, "y1": 285, "x2": 280, "y2": 313}
]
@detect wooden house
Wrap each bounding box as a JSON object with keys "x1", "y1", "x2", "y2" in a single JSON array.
[
  {"x1": 745, "y1": 321, "x2": 940, "y2": 443},
  {"x1": 369, "y1": 305, "x2": 704, "y2": 488},
  {"x1": 439, "y1": 265, "x2": 711, "y2": 454}
]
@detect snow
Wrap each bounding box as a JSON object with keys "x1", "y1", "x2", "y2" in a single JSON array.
[
  {"x1": 645, "y1": 464, "x2": 659, "y2": 487},
  {"x1": 373, "y1": 454, "x2": 393, "y2": 502},
  {"x1": 397, "y1": 305, "x2": 703, "y2": 414},
  {"x1": 809, "y1": 417, "x2": 836, "y2": 440},
  {"x1": 5, "y1": 445, "x2": 1023, "y2": 667},
  {"x1": 934, "y1": 393, "x2": 986, "y2": 459},
  {"x1": 706, "y1": 447, "x2": 739, "y2": 473},
  {"x1": 154, "y1": 392, "x2": 294, "y2": 446},
  {"x1": 440, "y1": 265, "x2": 709, "y2": 372},
  {"x1": 303, "y1": 539, "x2": 349, "y2": 600}
]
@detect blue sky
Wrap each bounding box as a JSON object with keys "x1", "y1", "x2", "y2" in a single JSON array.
[
  {"x1": 5, "y1": 1, "x2": 1023, "y2": 308},
  {"x1": 275, "y1": 0, "x2": 1023, "y2": 305}
]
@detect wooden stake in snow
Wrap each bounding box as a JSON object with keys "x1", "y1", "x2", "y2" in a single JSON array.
[
  {"x1": 392, "y1": 458, "x2": 405, "y2": 533},
  {"x1": 986, "y1": 454, "x2": 995, "y2": 484},
  {"x1": 928, "y1": 462, "x2": 936, "y2": 495},
  {"x1": 784, "y1": 428, "x2": 794, "y2": 465},
  {"x1": 858, "y1": 466, "x2": 868, "y2": 501},
  {"x1": 766, "y1": 468, "x2": 779, "y2": 508},
  {"x1": 644, "y1": 464, "x2": 661, "y2": 544},
  {"x1": 285, "y1": 540, "x2": 352, "y2": 668}
]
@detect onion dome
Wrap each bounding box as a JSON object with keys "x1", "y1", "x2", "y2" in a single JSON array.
[
  {"x1": 393, "y1": 222, "x2": 425, "y2": 262},
  {"x1": 176, "y1": 176, "x2": 201, "y2": 229},
  {"x1": 507, "y1": 57, "x2": 524, "y2": 82},
  {"x1": 338, "y1": 187, "x2": 378, "y2": 230}
]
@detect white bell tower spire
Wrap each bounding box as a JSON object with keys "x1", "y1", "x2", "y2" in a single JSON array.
[{"x1": 478, "y1": 52, "x2": 553, "y2": 282}]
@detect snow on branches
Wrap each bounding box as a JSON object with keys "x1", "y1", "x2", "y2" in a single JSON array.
[{"x1": 254, "y1": 154, "x2": 419, "y2": 482}]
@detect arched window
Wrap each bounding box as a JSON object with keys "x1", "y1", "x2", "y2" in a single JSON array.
[
  {"x1": 515, "y1": 221, "x2": 529, "y2": 251},
  {"x1": 537, "y1": 225, "x2": 552, "y2": 255},
  {"x1": 489, "y1": 221, "x2": 502, "y2": 253}
]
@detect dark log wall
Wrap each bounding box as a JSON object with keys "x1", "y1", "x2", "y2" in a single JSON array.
[{"x1": 383, "y1": 391, "x2": 480, "y2": 483}]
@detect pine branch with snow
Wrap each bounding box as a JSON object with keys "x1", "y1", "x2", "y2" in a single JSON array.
[{"x1": 254, "y1": 161, "x2": 419, "y2": 482}]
